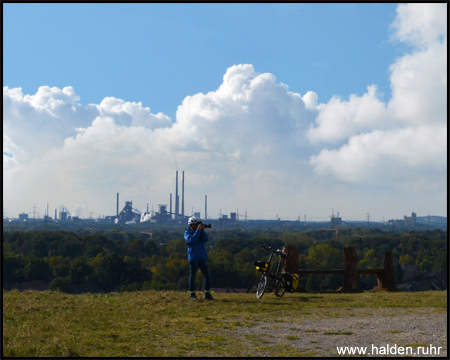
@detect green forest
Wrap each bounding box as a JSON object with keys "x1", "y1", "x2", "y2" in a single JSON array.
[{"x1": 2, "y1": 227, "x2": 447, "y2": 293}]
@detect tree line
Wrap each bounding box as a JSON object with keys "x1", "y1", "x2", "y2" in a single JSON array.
[{"x1": 2, "y1": 227, "x2": 447, "y2": 293}]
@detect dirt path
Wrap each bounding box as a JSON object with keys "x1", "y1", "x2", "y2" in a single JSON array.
[{"x1": 233, "y1": 308, "x2": 447, "y2": 357}]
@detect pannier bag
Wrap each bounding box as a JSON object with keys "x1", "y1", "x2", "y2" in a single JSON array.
[
  {"x1": 283, "y1": 272, "x2": 300, "y2": 292},
  {"x1": 254, "y1": 261, "x2": 269, "y2": 272},
  {"x1": 291, "y1": 274, "x2": 299, "y2": 292}
]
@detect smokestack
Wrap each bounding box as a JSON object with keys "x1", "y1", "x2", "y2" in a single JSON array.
[
  {"x1": 205, "y1": 195, "x2": 207, "y2": 220},
  {"x1": 170, "y1": 193, "x2": 172, "y2": 218},
  {"x1": 55, "y1": 209, "x2": 57, "y2": 220},
  {"x1": 175, "y1": 171, "x2": 179, "y2": 220},
  {"x1": 182, "y1": 171, "x2": 185, "y2": 217},
  {"x1": 117, "y1": 193, "x2": 119, "y2": 217}
]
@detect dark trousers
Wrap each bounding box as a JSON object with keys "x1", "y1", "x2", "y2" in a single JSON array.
[{"x1": 189, "y1": 260, "x2": 211, "y2": 292}]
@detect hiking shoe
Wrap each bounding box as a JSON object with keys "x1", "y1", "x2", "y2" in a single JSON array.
[
  {"x1": 204, "y1": 292, "x2": 214, "y2": 300},
  {"x1": 190, "y1": 292, "x2": 197, "y2": 301}
]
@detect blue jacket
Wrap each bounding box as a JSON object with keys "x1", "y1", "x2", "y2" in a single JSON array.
[{"x1": 184, "y1": 227, "x2": 209, "y2": 262}]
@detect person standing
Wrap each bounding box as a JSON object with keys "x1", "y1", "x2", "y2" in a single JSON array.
[{"x1": 184, "y1": 216, "x2": 214, "y2": 300}]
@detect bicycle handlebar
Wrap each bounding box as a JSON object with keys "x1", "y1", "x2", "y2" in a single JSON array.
[
  {"x1": 259, "y1": 244, "x2": 272, "y2": 251},
  {"x1": 259, "y1": 244, "x2": 286, "y2": 257}
]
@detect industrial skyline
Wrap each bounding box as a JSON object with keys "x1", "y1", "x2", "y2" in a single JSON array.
[
  {"x1": 4, "y1": 178, "x2": 444, "y2": 227},
  {"x1": 3, "y1": 171, "x2": 445, "y2": 224},
  {"x1": 6, "y1": 204, "x2": 446, "y2": 232}
]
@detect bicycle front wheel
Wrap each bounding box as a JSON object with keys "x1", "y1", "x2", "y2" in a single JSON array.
[
  {"x1": 256, "y1": 273, "x2": 268, "y2": 299},
  {"x1": 274, "y1": 276, "x2": 286, "y2": 297}
]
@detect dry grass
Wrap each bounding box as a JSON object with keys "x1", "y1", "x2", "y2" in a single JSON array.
[{"x1": 2, "y1": 289, "x2": 447, "y2": 357}]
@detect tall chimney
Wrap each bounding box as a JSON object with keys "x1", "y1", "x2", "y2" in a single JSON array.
[
  {"x1": 170, "y1": 193, "x2": 172, "y2": 218},
  {"x1": 55, "y1": 209, "x2": 57, "y2": 220},
  {"x1": 205, "y1": 195, "x2": 207, "y2": 220},
  {"x1": 175, "y1": 171, "x2": 179, "y2": 220},
  {"x1": 117, "y1": 193, "x2": 119, "y2": 218},
  {"x1": 182, "y1": 171, "x2": 185, "y2": 217}
]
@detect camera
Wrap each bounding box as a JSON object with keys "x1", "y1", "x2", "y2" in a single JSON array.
[{"x1": 201, "y1": 223, "x2": 212, "y2": 228}]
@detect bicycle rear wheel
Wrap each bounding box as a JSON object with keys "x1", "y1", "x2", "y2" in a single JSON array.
[
  {"x1": 256, "y1": 273, "x2": 268, "y2": 299},
  {"x1": 274, "y1": 276, "x2": 286, "y2": 297}
]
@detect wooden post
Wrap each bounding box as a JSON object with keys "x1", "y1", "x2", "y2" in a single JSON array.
[
  {"x1": 282, "y1": 246, "x2": 299, "y2": 274},
  {"x1": 342, "y1": 247, "x2": 361, "y2": 292},
  {"x1": 377, "y1": 252, "x2": 397, "y2": 291}
]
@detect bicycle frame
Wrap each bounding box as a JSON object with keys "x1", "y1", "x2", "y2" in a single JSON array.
[
  {"x1": 265, "y1": 251, "x2": 284, "y2": 281},
  {"x1": 255, "y1": 245, "x2": 287, "y2": 298}
]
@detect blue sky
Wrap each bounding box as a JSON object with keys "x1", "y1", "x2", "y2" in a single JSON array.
[
  {"x1": 3, "y1": 3, "x2": 447, "y2": 221},
  {"x1": 4, "y1": 3, "x2": 400, "y2": 121}
]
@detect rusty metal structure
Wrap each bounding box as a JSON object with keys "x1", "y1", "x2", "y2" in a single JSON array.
[{"x1": 282, "y1": 246, "x2": 398, "y2": 292}]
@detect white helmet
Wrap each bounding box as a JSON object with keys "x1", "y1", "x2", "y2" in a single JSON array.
[{"x1": 188, "y1": 216, "x2": 201, "y2": 226}]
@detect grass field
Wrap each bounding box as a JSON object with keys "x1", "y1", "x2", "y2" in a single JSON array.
[{"x1": 2, "y1": 289, "x2": 447, "y2": 357}]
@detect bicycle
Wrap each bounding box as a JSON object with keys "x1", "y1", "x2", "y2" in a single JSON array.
[{"x1": 253, "y1": 244, "x2": 288, "y2": 298}]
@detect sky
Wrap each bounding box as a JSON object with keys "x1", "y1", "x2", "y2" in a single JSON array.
[{"x1": 3, "y1": 3, "x2": 447, "y2": 222}]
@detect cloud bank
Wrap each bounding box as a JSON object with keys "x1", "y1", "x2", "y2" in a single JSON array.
[
  {"x1": 308, "y1": 3, "x2": 446, "y2": 187},
  {"x1": 3, "y1": 3, "x2": 447, "y2": 220}
]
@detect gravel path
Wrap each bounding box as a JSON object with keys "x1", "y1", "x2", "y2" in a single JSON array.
[{"x1": 233, "y1": 308, "x2": 447, "y2": 357}]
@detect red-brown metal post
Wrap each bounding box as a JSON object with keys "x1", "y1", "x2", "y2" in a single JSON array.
[
  {"x1": 377, "y1": 252, "x2": 397, "y2": 291},
  {"x1": 342, "y1": 247, "x2": 361, "y2": 292},
  {"x1": 282, "y1": 246, "x2": 299, "y2": 274}
]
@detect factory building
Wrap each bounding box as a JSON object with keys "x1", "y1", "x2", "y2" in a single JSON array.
[
  {"x1": 18, "y1": 213, "x2": 29, "y2": 221},
  {"x1": 388, "y1": 212, "x2": 417, "y2": 228},
  {"x1": 152, "y1": 204, "x2": 171, "y2": 223},
  {"x1": 59, "y1": 211, "x2": 68, "y2": 221},
  {"x1": 404, "y1": 212, "x2": 417, "y2": 227},
  {"x1": 116, "y1": 201, "x2": 141, "y2": 224}
]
